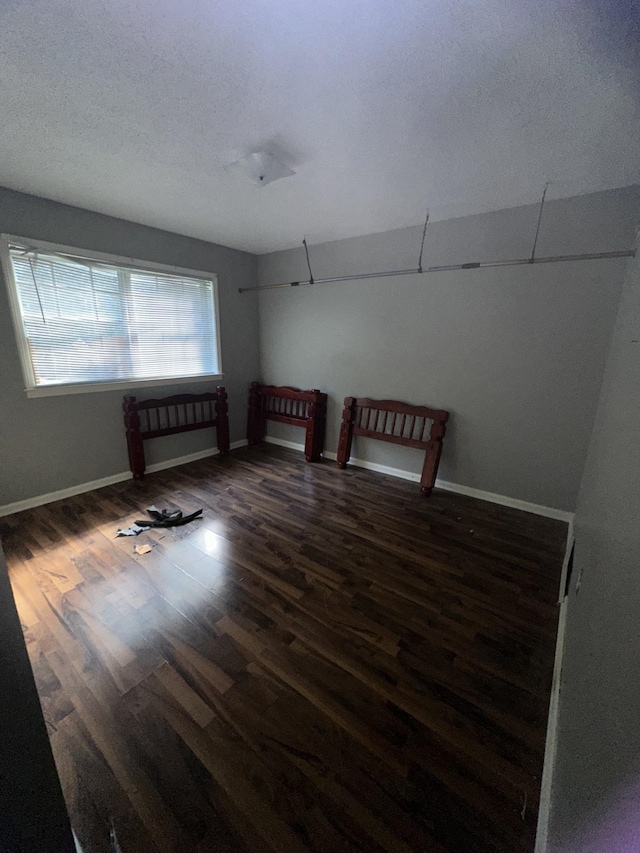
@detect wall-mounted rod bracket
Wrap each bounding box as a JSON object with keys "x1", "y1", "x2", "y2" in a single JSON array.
[
  {"x1": 418, "y1": 212, "x2": 429, "y2": 273},
  {"x1": 302, "y1": 238, "x2": 314, "y2": 284},
  {"x1": 239, "y1": 249, "x2": 635, "y2": 293},
  {"x1": 530, "y1": 183, "x2": 549, "y2": 263}
]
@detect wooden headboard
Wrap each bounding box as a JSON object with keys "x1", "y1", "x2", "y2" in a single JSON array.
[
  {"x1": 123, "y1": 386, "x2": 230, "y2": 480},
  {"x1": 337, "y1": 396, "x2": 449, "y2": 494},
  {"x1": 247, "y1": 382, "x2": 327, "y2": 462}
]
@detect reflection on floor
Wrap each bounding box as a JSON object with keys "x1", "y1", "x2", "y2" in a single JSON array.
[{"x1": 2, "y1": 445, "x2": 566, "y2": 852}]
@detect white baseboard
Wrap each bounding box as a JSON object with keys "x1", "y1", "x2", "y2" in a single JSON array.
[
  {"x1": 0, "y1": 471, "x2": 133, "y2": 518},
  {"x1": 535, "y1": 523, "x2": 574, "y2": 852},
  {"x1": 262, "y1": 436, "x2": 309, "y2": 454},
  {"x1": 4, "y1": 432, "x2": 571, "y2": 524},
  {"x1": 432, "y1": 478, "x2": 573, "y2": 523},
  {"x1": 264, "y1": 436, "x2": 574, "y2": 523},
  {"x1": 0, "y1": 439, "x2": 248, "y2": 518}
]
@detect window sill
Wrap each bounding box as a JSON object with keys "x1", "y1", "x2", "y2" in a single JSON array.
[{"x1": 25, "y1": 374, "x2": 225, "y2": 399}]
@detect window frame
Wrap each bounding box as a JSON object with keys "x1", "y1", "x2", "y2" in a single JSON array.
[{"x1": 0, "y1": 234, "x2": 224, "y2": 398}]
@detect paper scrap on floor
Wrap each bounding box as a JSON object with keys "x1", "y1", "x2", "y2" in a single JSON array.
[{"x1": 116, "y1": 522, "x2": 150, "y2": 537}]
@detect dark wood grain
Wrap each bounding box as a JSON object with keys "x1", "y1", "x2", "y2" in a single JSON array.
[{"x1": 1, "y1": 445, "x2": 566, "y2": 852}]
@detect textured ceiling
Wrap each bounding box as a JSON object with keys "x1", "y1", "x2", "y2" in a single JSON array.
[{"x1": 0, "y1": 0, "x2": 638, "y2": 254}]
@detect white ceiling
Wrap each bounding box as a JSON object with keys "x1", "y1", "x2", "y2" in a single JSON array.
[{"x1": 0, "y1": 0, "x2": 638, "y2": 254}]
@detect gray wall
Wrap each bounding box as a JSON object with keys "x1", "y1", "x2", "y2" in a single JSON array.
[
  {"x1": 258, "y1": 186, "x2": 640, "y2": 511},
  {"x1": 547, "y1": 237, "x2": 640, "y2": 851},
  {"x1": 0, "y1": 188, "x2": 260, "y2": 506}
]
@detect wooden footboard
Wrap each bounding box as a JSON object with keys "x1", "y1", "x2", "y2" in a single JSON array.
[
  {"x1": 123, "y1": 386, "x2": 230, "y2": 479},
  {"x1": 247, "y1": 382, "x2": 327, "y2": 462},
  {"x1": 337, "y1": 396, "x2": 448, "y2": 494}
]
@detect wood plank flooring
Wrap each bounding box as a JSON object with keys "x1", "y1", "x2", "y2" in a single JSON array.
[{"x1": 1, "y1": 445, "x2": 566, "y2": 852}]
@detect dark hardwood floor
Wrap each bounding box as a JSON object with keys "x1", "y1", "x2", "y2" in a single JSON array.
[{"x1": 1, "y1": 445, "x2": 566, "y2": 852}]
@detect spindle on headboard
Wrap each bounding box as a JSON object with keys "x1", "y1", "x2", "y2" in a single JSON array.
[
  {"x1": 123, "y1": 386, "x2": 230, "y2": 480},
  {"x1": 247, "y1": 382, "x2": 327, "y2": 462},
  {"x1": 337, "y1": 396, "x2": 449, "y2": 495}
]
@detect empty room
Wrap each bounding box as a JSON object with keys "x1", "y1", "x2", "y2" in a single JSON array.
[{"x1": 0, "y1": 2, "x2": 639, "y2": 852}]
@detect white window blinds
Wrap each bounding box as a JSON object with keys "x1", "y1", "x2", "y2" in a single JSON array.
[{"x1": 6, "y1": 244, "x2": 220, "y2": 389}]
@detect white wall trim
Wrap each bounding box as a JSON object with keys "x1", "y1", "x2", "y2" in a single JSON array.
[
  {"x1": 24, "y1": 372, "x2": 225, "y2": 399},
  {"x1": 534, "y1": 522, "x2": 574, "y2": 852},
  {"x1": 264, "y1": 436, "x2": 574, "y2": 522},
  {"x1": 0, "y1": 439, "x2": 248, "y2": 517},
  {"x1": 534, "y1": 603, "x2": 569, "y2": 853},
  {"x1": 557, "y1": 518, "x2": 574, "y2": 604}
]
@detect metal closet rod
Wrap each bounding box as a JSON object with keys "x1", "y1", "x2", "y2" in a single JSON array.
[{"x1": 238, "y1": 249, "x2": 635, "y2": 293}]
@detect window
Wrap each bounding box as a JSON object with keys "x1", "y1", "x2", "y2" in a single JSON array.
[{"x1": 1, "y1": 236, "x2": 222, "y2": 397}]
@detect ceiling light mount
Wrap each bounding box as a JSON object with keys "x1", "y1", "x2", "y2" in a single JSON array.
[{"x1": 226, "y1": 151, "x2": 295, "y2": 188}]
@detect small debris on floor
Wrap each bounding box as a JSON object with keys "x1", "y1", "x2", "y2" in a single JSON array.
[
  {"x1": 521, "y1": 790, "x2": 527, "y2": 821},
  {"x1": 147, "y1": 504, "x2": 181, "y2": 520},
  {"x1": 134, "y1": 543, "x2": 153, "y2": 556},
  {"x1": 116, "y1": 522, "x2": 150, "y2": 537},
  {"x1": 133, "y1": 506, "x2": 203, "y2": 528},
  {"x1": 116, "y1": 506, "x2": 203, "y2": 537}
]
